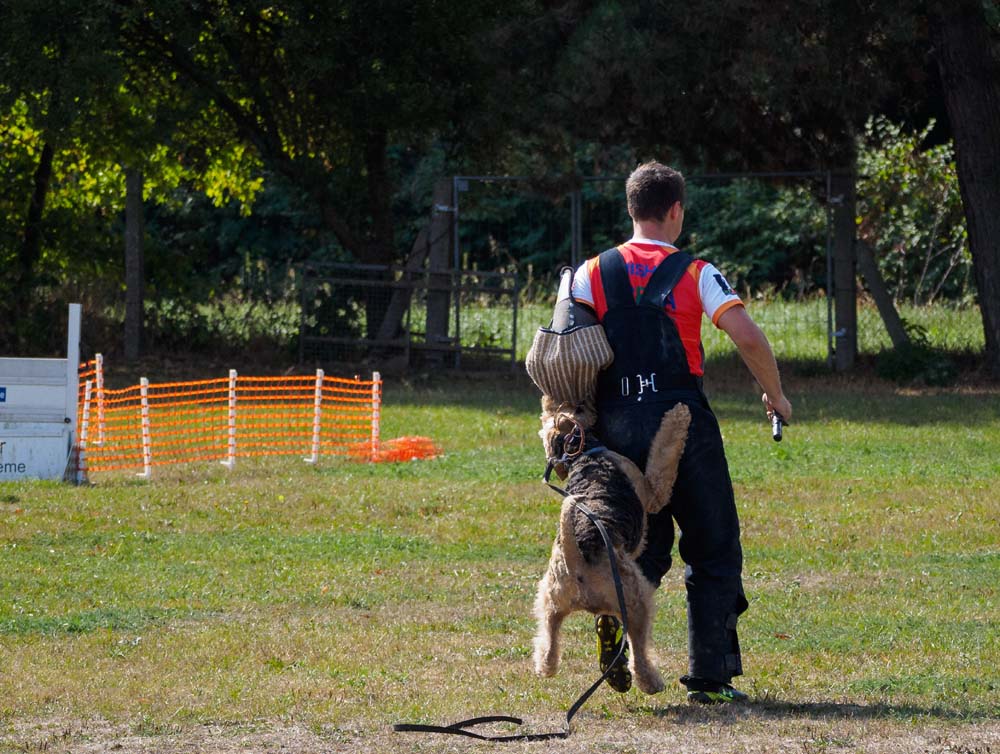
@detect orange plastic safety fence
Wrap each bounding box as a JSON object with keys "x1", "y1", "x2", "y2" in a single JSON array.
[
  {"x1": 76, "y1": 370, "x2": 385, "y2": 478},
  {"x1": 353, "y1": 436, "x2": 442, "y2": 463}
]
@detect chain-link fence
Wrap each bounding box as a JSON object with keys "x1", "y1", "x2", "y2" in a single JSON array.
[
  {"x1": 454, "y1": 173, "x2": 834, "y2": 366},
  {"x1": 296, "y1": 173, "x2": 985, "y2": 370},
  {"x1": 856, "y1": 301, "x2": 984, "y2": 354}
]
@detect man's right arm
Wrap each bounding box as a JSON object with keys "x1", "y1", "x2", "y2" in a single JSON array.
[{"x1": 717, "y1": 306, "x2": 793, "y2": 423}]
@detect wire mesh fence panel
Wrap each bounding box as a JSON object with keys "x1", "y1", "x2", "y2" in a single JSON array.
[
  {"x1": 449, "y1": 270, "x2": 520, "y2": 368},
  {"x1": 297, "y1": 172, "x2": 984, "y2": 370},
  {"x1": 299, "y1": 263, "x2": 519, "y2": 368},
  {"x1": 453, "y1": 177, "x2": 574, "y2": 288},
  {"x1": 698, "y1": 297, "x2": 833, "y2": 364},
  {"x1": 299, "y1": 265, "x2": 403, "y2": 364},
  {"x1": 500, "y1": 173, "x2": 835, "y2": 365}
]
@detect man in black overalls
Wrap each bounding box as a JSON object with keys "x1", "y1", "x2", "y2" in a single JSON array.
[{"x1": 569, "y1": 162, "x2": 792, "y2": 703}]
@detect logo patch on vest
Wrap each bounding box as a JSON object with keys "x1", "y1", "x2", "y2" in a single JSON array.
[{"x1": 713, "y1": 274, "x2": 735, "y2": 296}]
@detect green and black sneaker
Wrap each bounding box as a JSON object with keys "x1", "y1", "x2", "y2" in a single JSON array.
[
  {"x1": 681, "y1": 675, "x2": 749, "y2": 704},
  {"x1": 595, "y1": 615, "x2": 631, "y2": 693}
]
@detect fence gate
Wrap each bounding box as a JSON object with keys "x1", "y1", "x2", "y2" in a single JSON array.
[{"x1": 298, "y1": 263, "x2": 520, "y2": 369}]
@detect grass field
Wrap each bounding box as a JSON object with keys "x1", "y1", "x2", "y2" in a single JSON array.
[{"x1": 1, "y1": 370, "x2": 998, "y2": 753}]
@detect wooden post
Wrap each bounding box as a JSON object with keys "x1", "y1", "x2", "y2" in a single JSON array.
[
  {"x1": 831, "y1": 170, "x2": 858, "y2": 371},
  {"x1": 124, "y1": 168, "x2": 144, "y2": 362},
  {"x1": 425, "y1": 179, "x2": 453, "y2": 360}
]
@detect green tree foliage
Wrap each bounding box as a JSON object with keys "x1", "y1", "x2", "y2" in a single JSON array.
[
  {"x1": 1, "y1": 0, "x2": 998, "y2": 367},
  {"x1": 857, "y1": 117, "x2": 973, "y2": 307},
  {"x1": 683, "y1": 181, "x2": 827, "y2": 298},
  {"x1": 491, "y1": 1, "x2": 929, "y2": 173},
  {"x1": 0, "y1": 94, "x2": 267, "y2": 353},
  {"x1": 113, "y1": 0, "x2": 513, "y2": 261},
  {"x1": 102, "y1": 0, "x2": 525, "y2": 339},
  {"x1": 0, "y1": 0, "x2": 268, "y2": 352},
  {"x1": 0, "y1": 0, "x2": 121, "y2": 349}
]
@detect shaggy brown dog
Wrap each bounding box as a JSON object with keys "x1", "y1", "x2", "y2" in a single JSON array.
[{"x1": 532, "y1": 398, "x2": 690, "y2": 694}]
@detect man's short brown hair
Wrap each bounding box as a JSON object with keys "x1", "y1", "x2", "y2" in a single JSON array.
[{"x1": 626, "y1": 162, "x2": 686, "y2": 221}]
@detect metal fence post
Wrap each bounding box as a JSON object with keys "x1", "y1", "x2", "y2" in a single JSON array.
[{"x1": 831, "y1": 169, "x2": 858, "y2": 371}]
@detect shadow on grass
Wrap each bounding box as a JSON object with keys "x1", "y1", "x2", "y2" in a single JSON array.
[{"x1": 649, "y1": 699, "x2": 994, "y2": 723}]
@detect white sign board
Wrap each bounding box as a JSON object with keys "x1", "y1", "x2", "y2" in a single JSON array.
[{"x1": 0, "y1": 304, "x2": 80, "y2": 481}]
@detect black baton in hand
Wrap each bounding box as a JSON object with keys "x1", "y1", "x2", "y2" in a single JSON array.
[{"x1": 771, "y1": 411, "x2": 786, "y2": 442}]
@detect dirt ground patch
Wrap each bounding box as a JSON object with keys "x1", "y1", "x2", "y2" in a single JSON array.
[{"x1": 4, "y1": 711, "x2": 997, "y2": 754}]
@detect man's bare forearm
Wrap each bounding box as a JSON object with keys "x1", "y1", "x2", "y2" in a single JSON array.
[
  {"x1": 736, "y1": 328, "x2": 784, "y2": 400},
  {"x1": 717, "y1": 306, "x2": 792, "y2": 421}
]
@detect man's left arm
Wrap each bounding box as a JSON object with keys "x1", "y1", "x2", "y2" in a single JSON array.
[{"x1": 717, "y1": 306, "x2": 793, "y2": 423}]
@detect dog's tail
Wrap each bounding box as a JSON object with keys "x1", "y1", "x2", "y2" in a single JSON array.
[
  {"x1": 644, "y1": 403, "x2": 691, "y2": 514},
  {"x1": 558, "y1": 496, "x2": 587, "y2": 573}
]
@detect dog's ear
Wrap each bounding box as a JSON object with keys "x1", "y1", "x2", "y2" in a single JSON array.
[
  {"x1": 538, "y1": 409, "x2": 561, "y2": 459},
  {"x1": 554, "y1": 412, "x2": 578, "y2": 435},
  {"x1": 540, "y1": 394, "x2": 561, "y2": 417}
]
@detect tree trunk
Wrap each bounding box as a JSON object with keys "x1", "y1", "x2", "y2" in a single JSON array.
[
  {"x1": 930, "y1": 0, "x2": 1000, "y2": 378},
  {"x1": 11, "y1": 141, "x2": 55, "y2": 347},
  {"x1": 374, "y1": 227, "x2": 429, "y2": 343},
  {"x1": 856, "y1": 241, "x2": 910, "y2": 350},
  {"x1": 124, "y1": 167, "x2": 145, "y2": 362},
  {"x1": 363, "y1": 130, "x2": 395, "y2": 340}
]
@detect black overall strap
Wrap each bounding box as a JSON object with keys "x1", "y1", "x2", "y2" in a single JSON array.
[
  {"x1": 639, "y1": 251, "x2": 693, "y2": 310},
  {"x1": 598, "y1": 247, "x2": 693, "y2": 313},
  {"x1": 597, "y1": 247, "x2": 634, "y2": 309}
]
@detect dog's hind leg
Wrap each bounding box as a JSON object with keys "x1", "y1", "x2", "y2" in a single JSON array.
[{"x1": 624, "y1": 581, "x2": 665, "y2": 694}]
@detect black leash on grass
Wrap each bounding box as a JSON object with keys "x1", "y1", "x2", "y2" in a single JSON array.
[{"x1": 392, "y1": 460, "x2": 628, "y2": 743}]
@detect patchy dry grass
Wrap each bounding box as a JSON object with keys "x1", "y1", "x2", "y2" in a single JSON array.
[{"x1": 1, "y1": 372, "x2": 998, "y2": 753}]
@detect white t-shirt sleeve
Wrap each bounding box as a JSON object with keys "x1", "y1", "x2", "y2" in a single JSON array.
[
  {"x1": 698, "y1": 263, "x2": 743, "y2": 324},
  {"x1": 560, "y1": 261, "x2": 594, "y2": 305}
]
